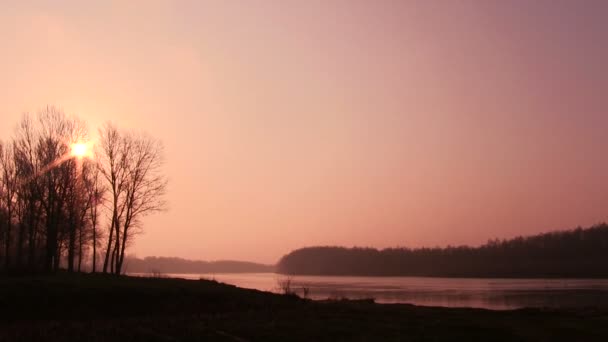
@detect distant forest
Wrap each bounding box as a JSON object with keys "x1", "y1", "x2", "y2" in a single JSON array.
[
  {"x1": 125, "y1": 256, "x2": 274, "y2": 274},
  {"x1": 277, "y1": 224, "x2": 608, "y2": 278}
]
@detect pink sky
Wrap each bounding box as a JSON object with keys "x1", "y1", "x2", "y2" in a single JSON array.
[{"x1": 1, "y1": 1, "x2": 607, "y2": 263}]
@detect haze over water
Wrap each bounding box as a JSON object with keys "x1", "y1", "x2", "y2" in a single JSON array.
[{"x1": 1, "y1": 1, "x2": 608, "y2": 263}]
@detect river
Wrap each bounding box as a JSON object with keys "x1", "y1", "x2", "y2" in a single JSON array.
[{"x1": 131, "y1": 272, "x2": 608, "y2": 310}]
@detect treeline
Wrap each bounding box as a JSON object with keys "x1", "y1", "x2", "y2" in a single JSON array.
[
  {"x1": 277, "y1": 224, "x2": 608, "y2": 277},
  {"x1": 125, "y1": 256, "x2": 275, "y2": 274},
  {"x1": 0, "y1": 107, "x2": 166, "y2": 274}
]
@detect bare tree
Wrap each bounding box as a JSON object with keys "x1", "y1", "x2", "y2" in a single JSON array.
[
  {"x1": 33, "y1": 108, "x2": 88, "y2": 271},
  {"x1": 0, "y1": 141, "x2": 17, "y2": 269},
  {"x1": 7, "y1": 107, "x2": 89, "y2": 272},
  {"x1": 98, "y1": 123, "x2": 167, "y2": 274},
  {"x1": 98, "y1": 124, "x2": 128, "y2": 274},
  {"x1": 82, "y1": 159, "x2": 105, "y2": 272},
  {"x1": 1, "y1": 109, "x2": 166, "y2": 274},
  {"x1": 13, "y1": 114, "x2": 43, "y2": 268}
]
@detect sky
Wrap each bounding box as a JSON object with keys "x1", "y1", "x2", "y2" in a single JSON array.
[{"x1": 1, "y1": 0, "x2": 607, "y2": 264}]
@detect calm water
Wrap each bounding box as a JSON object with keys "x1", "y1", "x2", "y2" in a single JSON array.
[{"x1": 133, "y1": 272, "x2": 608, "y2": 310}]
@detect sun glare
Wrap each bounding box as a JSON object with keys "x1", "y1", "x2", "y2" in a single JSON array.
[{"x1": 70, "y1": 143, "x2": 89, "y2": 158}]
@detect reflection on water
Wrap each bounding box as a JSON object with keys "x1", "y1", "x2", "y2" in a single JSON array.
[{"x1": 132, "y1": 272, "x2": 608, "y2": 310}]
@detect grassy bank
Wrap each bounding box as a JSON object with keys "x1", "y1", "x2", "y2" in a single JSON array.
[{"x1": 1, "y1": 273, "x2": 607, "y2": 341}]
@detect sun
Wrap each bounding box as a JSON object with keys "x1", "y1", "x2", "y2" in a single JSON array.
[{"x1": 70, "y1": 143, "x2": 89, "y2": 158}]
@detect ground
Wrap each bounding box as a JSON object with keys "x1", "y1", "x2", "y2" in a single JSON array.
[{"x1": 1, "y1": 273, "x2": 607, "y2": 341}]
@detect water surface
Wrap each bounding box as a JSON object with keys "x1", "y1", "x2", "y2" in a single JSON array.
[{"x1": 133, "y1": 272, "x2": 608, "y2": 310}]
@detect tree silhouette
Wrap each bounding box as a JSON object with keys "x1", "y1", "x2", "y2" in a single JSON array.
[
  {"x1": 0, "y1": 141, "x2": 17, "y2": 268},
  {"x1": 0, "y1": 107, "x2": 167, "y2": 274},
  {"x1": 98, "y1": 123, "x2": 167, "y2": 275}
]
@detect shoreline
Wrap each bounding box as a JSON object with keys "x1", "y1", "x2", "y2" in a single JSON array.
[
  {"x1": 131, "y1": 271, "x2": 608, "y2": 280},
  {"x1": 2, "y1": 273, "x2": 608, "y2": 340}
]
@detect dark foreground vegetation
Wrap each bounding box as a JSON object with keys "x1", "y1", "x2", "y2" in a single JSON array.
[
  {"x1": 1, "y1": 273, "x2": 608, "y2": 341},
  {"x1": 125, "y1": 256, "x2": 275, "y2": 274},
  {"x1": 278, "y1": 224, "x2": 608, "y2": 277}
]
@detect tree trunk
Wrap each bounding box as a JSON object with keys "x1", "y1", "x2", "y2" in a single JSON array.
[
  {"x1": 116, "y1": 223, "x2": 129, "y2": 275},
  {"x1": 112, "y1": 219, "x2": 120, "y2": 274},
  {"x1": 45, "y1": 219, "x2": 56, "y2": 272},
  {"x1": 4, "y1": 220, "x2": 10, "y2": 269},
  {"x1": 102, "y1": 220, "x2": 114, "y2": 273},
  {"x1": 92, "y1": 218, "x2": 97, "y2": 273},
  {"x1": 54, "y1": 244, "x2": 61, "y2": 271},
  {"x1": 16, "y1": 222, "x2": 24, "y2": 267},
  {"x1": 110, "y1": 208, "x2": 122, "y2": 274},
  {"x1": 110, "y1": 245, "x2": 116, "y2": 274},
  {"x1": 45, "y1": 186, "x2": 57, "y2": 273},
  {"x1": 28, "y1": 204, "x2": 41, "y2": 269},
  {"x1": 28, "y1": 225, "x2": 36, "y2": 269},
  {"x1": 111, "y1": 232, "x2": 118, "y2": 274},
  {"x1": 77, "y1": 223, "x2": 83, "y2": 272},
  {"x1": 67, "y1": 218, "x2": 76, "y2": 273}
]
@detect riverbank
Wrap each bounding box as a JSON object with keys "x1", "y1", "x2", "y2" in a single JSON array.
[
  {"x1": 1, "y1": 273, "x2": 607, "y2": 341},
  {"x1": 142, "y1": 272, "x2": 608, "y2": 310}
]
